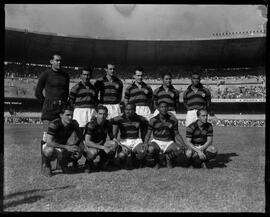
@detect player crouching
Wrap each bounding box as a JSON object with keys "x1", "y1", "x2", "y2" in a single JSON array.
[
  {"x1": 41, "y1": 104, "x2": 84, "y2": 177},
  {"x1": 185, "y1": 109, "x2": 218, "y2": 168},
  {"x1": 83, "y1": 105, "x2": 118, "y2": 172},
  {"x1": 110, "y1": 103, "x2": 148, "y2": 169},
  {"x1": 144, "y1": 101, "x2": 186, "y2": 169}
]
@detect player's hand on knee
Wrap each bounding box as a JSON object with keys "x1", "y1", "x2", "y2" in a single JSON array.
[
  {"x1": 197, "y1": 150, "x2": 206, "y2": 161},
  {"x1": 66, "y1": 145, "x2": 79, "y2": 153}
]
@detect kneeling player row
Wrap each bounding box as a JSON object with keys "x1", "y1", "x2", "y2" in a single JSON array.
[{"x1": 41, "y1": 102, "x2": 217, "y2": 177}]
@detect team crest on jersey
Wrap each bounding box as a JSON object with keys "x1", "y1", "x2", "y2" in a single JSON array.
[{"x1": 201, "y1": 93, "x2": 205, "y2": 97}]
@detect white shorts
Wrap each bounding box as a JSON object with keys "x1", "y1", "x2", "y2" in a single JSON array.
[
  {"x1": 104, "y1": 104, "x2": 121, "y2": 119},
  {"x1": 136, "y1": 106, "x2": 152, "y2": 120},
  {"x1": 153, "y1": 109, "x2": 177, "y2": 118},
  {"x1": 151, "y1": 139, "x2": 174, "y2": 153},
  {"x1": 42, "y1": 143, "x2": 62, "y2": 153},
  {"x1": 73, "y1": 108, "x2": 96, "y2": 127},
  {"x1": 185, "y1": 109, "x2": 198, "y2": 127},
  {"x1": 120, "y1": 138, "x2": 143, "y2": 151}
]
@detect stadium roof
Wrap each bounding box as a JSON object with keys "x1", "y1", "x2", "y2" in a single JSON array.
[
  {"x1": 5, "y1": 5, "x2": 267, "y2": 67},
  {"x1": 5, "y1": 28, "x2": 266, "y2": 67}
]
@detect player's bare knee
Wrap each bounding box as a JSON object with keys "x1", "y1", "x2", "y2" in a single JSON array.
[
  {"x1": 118, "y1": 151, "x2": 126, "y2": 160},
  {"x1": 185, "y1": 149, "x2": 193, "y2": 159},
  {"x1": 43, "y1": 146, "x2": 55, "y2": 158}
]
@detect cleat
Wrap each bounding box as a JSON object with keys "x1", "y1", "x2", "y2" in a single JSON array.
[
  {"x1": 153, "y1": 163, "x2": 161, "y2": 169},
  {"x1": 165, "y1": 154, "x2": 173, "y2": 169},
  {"x1": 41, "y1": 165, "x2": 52, "y2": 177}
]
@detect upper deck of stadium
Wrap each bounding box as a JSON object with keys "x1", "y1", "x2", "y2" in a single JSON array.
[{"x1": 5, "y1": 5, "x2": 267, "y2": 67}]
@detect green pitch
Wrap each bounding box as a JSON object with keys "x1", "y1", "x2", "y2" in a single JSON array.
[{"x1": 3, "y1": 124, "x2": 265, "y2": 212}]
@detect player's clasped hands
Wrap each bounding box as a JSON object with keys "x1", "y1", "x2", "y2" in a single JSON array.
[{"x1": 65, "y1": 145, "x2": 79, "y2": 153}]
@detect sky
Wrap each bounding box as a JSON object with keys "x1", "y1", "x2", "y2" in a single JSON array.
[{"x1": 5, "y1": 4, "x2": 267, "y2": 40}]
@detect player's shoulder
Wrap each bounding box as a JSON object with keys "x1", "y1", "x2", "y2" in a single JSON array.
[
  {"x1": 86, "y1": 117, "x2": 97, "y2": 128},
  {"x1": 149, "y1": 115, "x2": 158, "y2": 124},
  {"x1": 112, "y1": 75, "x2": 121, "y2": 81},
  {"x1": 168, "y1": 114, "x2": 178, "y2": 123},
  {"x1": 70, "y1": 82, "x2": 81, "y2": 90},
  {"x1": 186, "y1": 121, "x2": 197, "y2": 130},
  {"x1": 49, "y1": 118, "x2": 61, "y2": 129},
  {"x1": 136, "y1": 114, "x2": 148, "y2": 122},
  {"x1": 111, "y1": 115, "x2": 123, "y2": 122},
  {"x1": 205, "y1": 122, "x2": 213, "y2": 128},
  {"x1": 71, "y1": 119, "x2": 79, "y2": 128},
  {"x1": 153, "y1": 85, "x2": 162, "y2": 94}
]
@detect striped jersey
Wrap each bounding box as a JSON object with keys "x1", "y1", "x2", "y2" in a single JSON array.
[
  {"x1": 69, "y1": 81, "x2": 97, "y2": 108},
  {"x1": 124, "y1": 82, "x2": 153, "y2": 106},
  {"x1": 94, "y1": 76, "x2": 123, "y2": 104},
  {"x1": 153, "y1": 85, "x2": 179, "y2": 111},
  {"x1": 186, "y1": 120, "x2": 213, "y2": 146},
  {"x1": 148, "y1": 113, "x2": 178, "y2": 141},
  {"x1": 85, "y1": 117, "x2": 114, "y2": 143},
  {"x1": 110, "y1": 114, "x2": 148, "y2": 140},
  {"x1": 183, "y1": 84, "x2": 211, "y2": 110},
  {"x1": 47, "y1": 118, "x2": 80, "y2": 145}
]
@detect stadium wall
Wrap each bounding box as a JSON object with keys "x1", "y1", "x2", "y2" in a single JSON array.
[{"x1": 4, "y1": 97, "x2": 265, "y2": 114}]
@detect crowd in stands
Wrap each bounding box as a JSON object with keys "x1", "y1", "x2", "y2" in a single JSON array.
[
  {"x1": 4, "y1": 62, "x2": 266, "y2": 100},
  {"x1": 4, "y1": 115, "x2": 265, "y2": 127}
]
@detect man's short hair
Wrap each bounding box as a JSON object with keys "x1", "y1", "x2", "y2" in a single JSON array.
[
  {"x1": 135, "y1": 66, "x2": 144, "y2": 73},
  {"x1": 96, "y1": 104, "x2": 108, "y2": 113},
  {"x1": 81, "y1": 67, "x2": 92, "y2": 76},
  {"x1": 197, "y1": 109, "x2": 208, "y2": 117},
  {"x1": 191, "y1": 72, "x2": 201, "y2": 79},
  {"x1": 50, "y1": 52, "x2": 62, "y2": 61},
  {"x1": 125, "y1": 102, "x2": 136, "y2": 110},
  {"x1": 82, "y1": 66, "x2": 92, "y2": 72},
  {"x1": 106, "y1": 63, "x2": 115, "y2": 68},
  {"x1": 158, "y1": 101, "x2": 168, "y2": 107},
  {"x1": 60, "y1": 104, "x2": 74, "y2": 114},
  {"x1": 160, "y1": 72, "x2": 172, "y2": 79}
]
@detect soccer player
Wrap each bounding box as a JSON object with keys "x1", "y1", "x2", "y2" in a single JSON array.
[
  {"x1": 110, "y1": 103, "x2": 148, "y2": 169},
  {"x1": 41, "y1": 104, "x2": 83, "y2": 177},
  {"x1": 153, "y1": 72, "x2": 180, "y2": 118},
  {"x1": 35, "y1": 53, "x2": 70, "y2": 170},
  {"x1": 83, "y1": 105, "x2": 118, "y2": 172},
  {"x1": 124, "y1": 67, "x2": 153, "y2": 120},
  {"x1": 183, "y1": 72, "x2": 212, "y2": 127},
  {"x1": 94, "y1": 63, "x2": 123, "y2": 119},
  {"x1": 69, "y1": 67, "x2": 98, "y2": 133},
  {"x1": 144, "y1": 101, "x2": 186, "y2": 169},
  {"x1": 185, "y1": 109, "x2": 218, "y2": 168}
]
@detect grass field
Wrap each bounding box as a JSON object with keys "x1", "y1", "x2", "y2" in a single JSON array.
[{"x1": 3, "y1": 124, "x2": 265, "y2": 212}]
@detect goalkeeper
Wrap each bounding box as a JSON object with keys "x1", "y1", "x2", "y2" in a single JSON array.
[{"x1": 83, "y1": 105, "x2": 118, "y2": 172}]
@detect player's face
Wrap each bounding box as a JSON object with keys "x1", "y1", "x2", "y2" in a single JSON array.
[
  {"x1": 191, "y1": 74, "x2": 200, "y2": 87},
  {"x1": 97, "y1": 109, "x2": 108, "y2": 122},
  {"x1": 198, "y1": 110, "x2": 208, "y2": 123},
  {"x1": 106, "y1": 64, "x2": 115, "y2": 77},
  {"x1": 163, "y1": 75, "x2": 172, "y2": 86},
  {"x1": 125, "y1": 104, "x2": 135, "y2": 118},
  {"x1": 60, "y1": 110, "x2": 73, "y2": 125},
  {"x1": 134, "y1": 70, "x2": 143, "y2": 83},
  {"x1": 158, "y1": 103, "x2": 168, "y2": 115},
  {"x1": 50, "y1": 55, "x2": 62, "y2": 71},
  {"x1": 81, "y1": 70, "x2": 91, "y2": 84}
]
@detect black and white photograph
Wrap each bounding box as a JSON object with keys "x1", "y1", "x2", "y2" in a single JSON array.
[{"x1": 3, "y1": 4, "x2": 267, "y2": 212}]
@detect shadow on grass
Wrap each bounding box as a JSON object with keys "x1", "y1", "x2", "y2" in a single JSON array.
[
  {"x1": 4, "y1": 185, "x2": 75, "y2": 209},
  {"x1": 4, "y1": 195, "x2": 44, "y2": 209},
  {"x1": 175, "y1": 152, "x2": 239, "y2": 169},
  {"x1": 207, "y1": 152, "x2": 239, "y2": 168}
]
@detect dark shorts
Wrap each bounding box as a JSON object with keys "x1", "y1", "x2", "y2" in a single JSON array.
[{"x1": 41, "y1": 99, "x2": 66, "y2": 121}]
